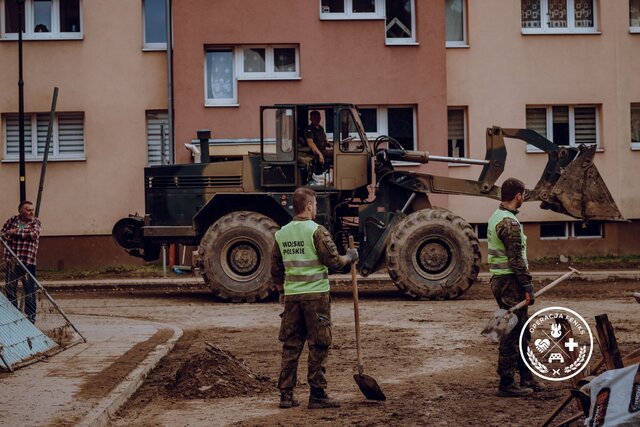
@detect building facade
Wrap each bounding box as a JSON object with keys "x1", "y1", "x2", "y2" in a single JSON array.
[{"x1": 0, "y1": 1, "x2": 638, "y2": 269}]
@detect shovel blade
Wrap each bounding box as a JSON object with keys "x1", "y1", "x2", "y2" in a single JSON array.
[
  {"x1": 354, "y1": 373, "x2": 386, "y2": 401},
  {"x1": 481, "y1": 309, "x2": 518, "y2": 343}
]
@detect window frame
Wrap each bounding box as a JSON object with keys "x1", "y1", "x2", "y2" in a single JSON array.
[
  {"x1": 319, "y1": 0, "x2": 385, "y2": 20},
  {"x1": 2, "y1": 112, "x2": 85, "y2": 161},
  {"x1": 0, "y1": 0, "x2": 83, "y2": 40},
  {"x1": 356, "y1": 105, "x2": 417, "y2": 151},
  {"x1": 384, "y1": 0, "x2": 416, "y2": 45},
  {"x1": 204, "y1": 47, "x2": 238, "y2": 107},
  {"x1": 631, "y1": 103, "x2": 640, "y2": 150},
  {"x1": 447, "y1": 106, "x2": 467, "y2": 166},
  {"x1": 525, "y1": 104, "x2": 601, "y2": 153},
  {"x1": 630, "y1": 0, "x2": 640, "y2": 32},
  {"x1": 521, "y1": 0, "x2": 599, "y2": 35},
  {"x1": 571, "y1": 221, "x2": 603, "y2": 239},
  {"x1": 540, "y1": 221, "x2": 569, "y2": 240},
  {"x1": 445, "y1": 0, "x2": 468, "y2": 47},
  {"x1": 236, "y1": 45, "x2": 300, "y2": 80},
  {"x1": 142, "y1": 0, "x2": 167, "y2": 51}
]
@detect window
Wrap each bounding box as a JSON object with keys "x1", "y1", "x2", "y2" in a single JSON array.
[
  {"x1": 146, "y1": 111, "x2": 170, "y2": 165},
  {"x1": 357, "y1": 106, "x2": 416, "y2": 150},
  {"x1": 473, "y1": 223, "x2": 488, "y2": 240},
  {"x1": 385, "y1": 0, "x2": 415, "y2": 44},
  {"x1": 237, "y1": 46, "x2": 299, "y2": 79},
  {"x1": 2, "y1": 112, "x2": 85, "y2": 160},
  {"x1": 320, "y1": 0, "x2": 383, "y2": 19},
  {"x1": 1, "y1": 0, "x2": 81, "y2": 39},
  {"x1": 632, "y1": 104, "x2": 640, "y2": 150},
  {"x1": 205, "y1": 49, "x2": 236, "y2": 106},
  {"x1": 448, "y1": 108, "x2": 466, "y2": 160},
  {"x1": 540, "y1": 222, "x2": 568, "y2": 239},
  {"x1": 526, "y1": 105, "x2": 599, "y2": 152},
  {"x1": 143, "y1": 0, "x2": 167, "y2": 50},
  {"x1": 445, "y1": 0, "x2": 466, "y2": 46},
  {"x1": 572, "y1": 221, "x2": 603, "y2": 238},
  {"x1": 521, "y1": 0, "x2": 597, "y2": 34},
  {"x1": 631, "y1": 0, "x2": 640, "y2": 31}
]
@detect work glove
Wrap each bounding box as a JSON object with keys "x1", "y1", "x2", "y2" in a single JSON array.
[
  {"x1": 523, "y1": 283, "x2": 535, "y2": 306},
  {"x1": 346, "y1": 248, "x2": 359, "y2": 263}
]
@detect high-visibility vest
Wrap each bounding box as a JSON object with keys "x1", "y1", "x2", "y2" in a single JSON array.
[
  {"x1": 487, "y1": 208, "x2": 528, "y2": 275},
  {"x1": 275, "y1": 220, "x2": 329, "y2": 295}
]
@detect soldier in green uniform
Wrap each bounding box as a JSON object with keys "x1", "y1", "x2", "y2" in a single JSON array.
[
  {"x1": 271, "y1": 187, "x2": 358, "y2": 409},
  {"x1": 298, "y1": 110, "x2": 333, "y2": 181},
  {"x1": 487, "y1": 177, "x2": 543, "y2": 397}
]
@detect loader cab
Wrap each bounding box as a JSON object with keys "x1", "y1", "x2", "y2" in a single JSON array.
[{"x1": 259, "y1": 103, "x2": 371, "y2": 190}]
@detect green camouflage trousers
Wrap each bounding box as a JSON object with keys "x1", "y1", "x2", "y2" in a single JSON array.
[
  {"x1": 277, "y1": 293, "x2": 332, "y2": 391},
  {"x1": 490, "y1": 275, "x2": 533, "y2": 383}
]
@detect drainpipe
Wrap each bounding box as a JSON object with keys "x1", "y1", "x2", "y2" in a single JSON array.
[{"x1": 165, "y1": 0, "x2": 175, "y2": 163}]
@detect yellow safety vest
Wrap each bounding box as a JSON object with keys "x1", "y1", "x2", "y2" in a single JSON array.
[
  {"x1": 275, "y1": 220, "x2": 329, "y2": 295},
  {"x1": 487, "y1": 208, "x2": 527, "y2": 275}
]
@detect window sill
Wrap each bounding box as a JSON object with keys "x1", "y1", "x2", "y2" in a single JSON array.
[
  {"x1": 320, "y1": 14, "x2": 384, "y2": 21},
  {"x1": 204, "y1": 103, "x2": 240, "y2": 108},
  {"x1": 527, "y1": 147, "x2": 604, "y2": 154},
  {"x1": 1, "y1": 34, "x2": 83, "y2": 41},
  {"x1": 630, "y1": 28, "x2": 640, "y2": 33},
  {"x1": 521, "y1": 29, "x2": 601, "y2": 36},
  {"x1": 446, "y1": 42, "x2": 469, "y2": 48},
  {"x1": 142, "y1": 46, "x2": 167, "y2": 52},
  {"x1": 2, "y1": 157, "x2": 86, "y2": 163},
  {"x1": 385, "y1": 41, "x2": 419, "y2": 46},
  {"x1": 237, "y1": 76, "x2": 301, "y2": 81},
  {"x1": 448, "y1": 163, "x2": 470, "y2": 167},
  {"x1": 391, "y1": 160, "x2": 420, "y2": 167},
  {"x1": 631, "y1": 144, "x2": 640, "y2": 151}
]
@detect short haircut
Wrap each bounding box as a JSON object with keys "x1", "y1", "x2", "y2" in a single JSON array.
[
  {"x1": 18, "y1": 200, "x2": 33, "y2": 211},
  {"x1": 292, "y1": 187, "x2": 316, "y2": 215},
  {"x1": 501, "y1": 178, "x2": 526, "y2": 202},
  {"x1": 310, "y1": 110, "x2": 321, "y2": 119}
]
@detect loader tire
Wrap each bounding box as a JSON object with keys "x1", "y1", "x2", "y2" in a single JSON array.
[
  {"x1": 199, "y1": 211, "x2": 279, "y2": 303},
  {"x1": 386, "y1": 208, "x2": 481, "y2": 300}
]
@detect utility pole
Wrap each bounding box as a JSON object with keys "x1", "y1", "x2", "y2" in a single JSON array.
[{"x1": 17, "y1": 0, "x2": 26, "y2": 202}]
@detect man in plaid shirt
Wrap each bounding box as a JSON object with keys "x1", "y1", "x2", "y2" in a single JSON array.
[{"x1": 2, "y1": 201, "x2": 42, "y2": 323}]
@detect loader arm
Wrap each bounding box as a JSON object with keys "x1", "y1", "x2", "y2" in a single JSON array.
[{"x1": 379, "y1": 126, "x2": 624, "y2": 222}]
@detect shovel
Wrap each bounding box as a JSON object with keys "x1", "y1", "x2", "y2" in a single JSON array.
[
  {"x1": 481, "y1": 267, "x2": 581, "y2": 343},
  {"x1": 349, "y1": 236, "x2": 386, "y2": 401}
]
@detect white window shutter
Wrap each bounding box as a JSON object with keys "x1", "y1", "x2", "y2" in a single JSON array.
[
  {"x1": 574, "y1": 107, "x2": 597, "y2": 146},
  {"x1": 4, "y1": 114, "x2": 33, "y2": 158},
  {"x1": 36, "y1": 114, "x2": 50, "y2": 156},
  {"x1": 57, "y1": 113, "x2": 85, "y2": 157},
  {"x1": 146, "y1": 111, "x2": 169, "y2": 165}
]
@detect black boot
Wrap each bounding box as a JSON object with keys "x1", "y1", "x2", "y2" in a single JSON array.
[
  {"x1": 498, "y1": 378, "x2": 533, "y2": 397},
  {"x1": 308, "y1": 387, "x2": 340, "y2": 409},
  {"x1": 279, "y1": 389, "x2": 300, "y2": 408},
  {"x1": 520, "y1": 376, "x2": 545, "y2": 392}
]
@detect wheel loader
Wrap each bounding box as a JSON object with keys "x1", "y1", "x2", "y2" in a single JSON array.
[{"x1": 113, "y1": 103, "x2": 623, "y2": 302}]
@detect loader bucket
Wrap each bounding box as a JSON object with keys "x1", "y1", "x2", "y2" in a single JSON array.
[{"x1": 534, "y1": 145, "x2": 624, "y2": 221}]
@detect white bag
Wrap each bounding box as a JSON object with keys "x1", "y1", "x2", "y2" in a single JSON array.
[{"x1": 583, "y1": 363, "x2": 640, "y2": 426}]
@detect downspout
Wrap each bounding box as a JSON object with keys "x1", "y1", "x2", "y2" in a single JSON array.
[{"x1": 165, "y1": 0, "x2": 175, "y2": 163}]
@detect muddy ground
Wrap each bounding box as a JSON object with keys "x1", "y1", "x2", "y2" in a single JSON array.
[{"x1": 53, "y1": 279, "x2": 640, "y2": 426}]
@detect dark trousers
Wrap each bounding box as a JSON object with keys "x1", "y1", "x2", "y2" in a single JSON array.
[
  {"x1": 278, "y1": 293, "x2": 332, "y2": 392},
  {"x1": 490, "y1": 274, "x2": 532, "y2": 384},
  {"x1": 5, "y1": 263, "x2": 37, "y2": 323}
]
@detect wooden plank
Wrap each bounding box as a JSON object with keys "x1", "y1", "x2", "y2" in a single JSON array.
[{"x1": 594, "y1": 314, "x2": 623, "y2": 370}]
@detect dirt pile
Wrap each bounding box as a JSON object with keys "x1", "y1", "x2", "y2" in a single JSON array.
[{"x1": 165, "y1": 342, "x2": 274, "y2": 399}]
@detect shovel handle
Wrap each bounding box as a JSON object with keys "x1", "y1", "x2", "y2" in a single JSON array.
[
  {"x1": 349, "y1": 236, "x2": 364, "y2": 375},
  {"x1": 511, "y1": 267, "x2": 581, "y2": 312}
]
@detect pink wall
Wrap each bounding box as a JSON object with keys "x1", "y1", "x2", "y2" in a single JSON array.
[{"x1": 172, "y1": 0, "x2": 448, "y2": 168}]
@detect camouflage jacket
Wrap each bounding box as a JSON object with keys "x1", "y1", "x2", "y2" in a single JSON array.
[
  {"x1": 271, "y1": 217, "x2": 349, "y2": 290},
  {"x1": 495, "y1": 205, "x2": 532, "y2": 289}
]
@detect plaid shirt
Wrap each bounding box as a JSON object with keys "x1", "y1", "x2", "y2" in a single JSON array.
[{"x1": 2, "y1": 215, "x2": 42, "y2": 266}]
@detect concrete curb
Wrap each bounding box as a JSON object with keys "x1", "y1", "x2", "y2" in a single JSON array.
[
  {"x1": 42, "y1": 270, "x2": 640, "y2": 290},
  {"x1": 77, "y1": 322, "x2": 184, "y2": 427}
]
